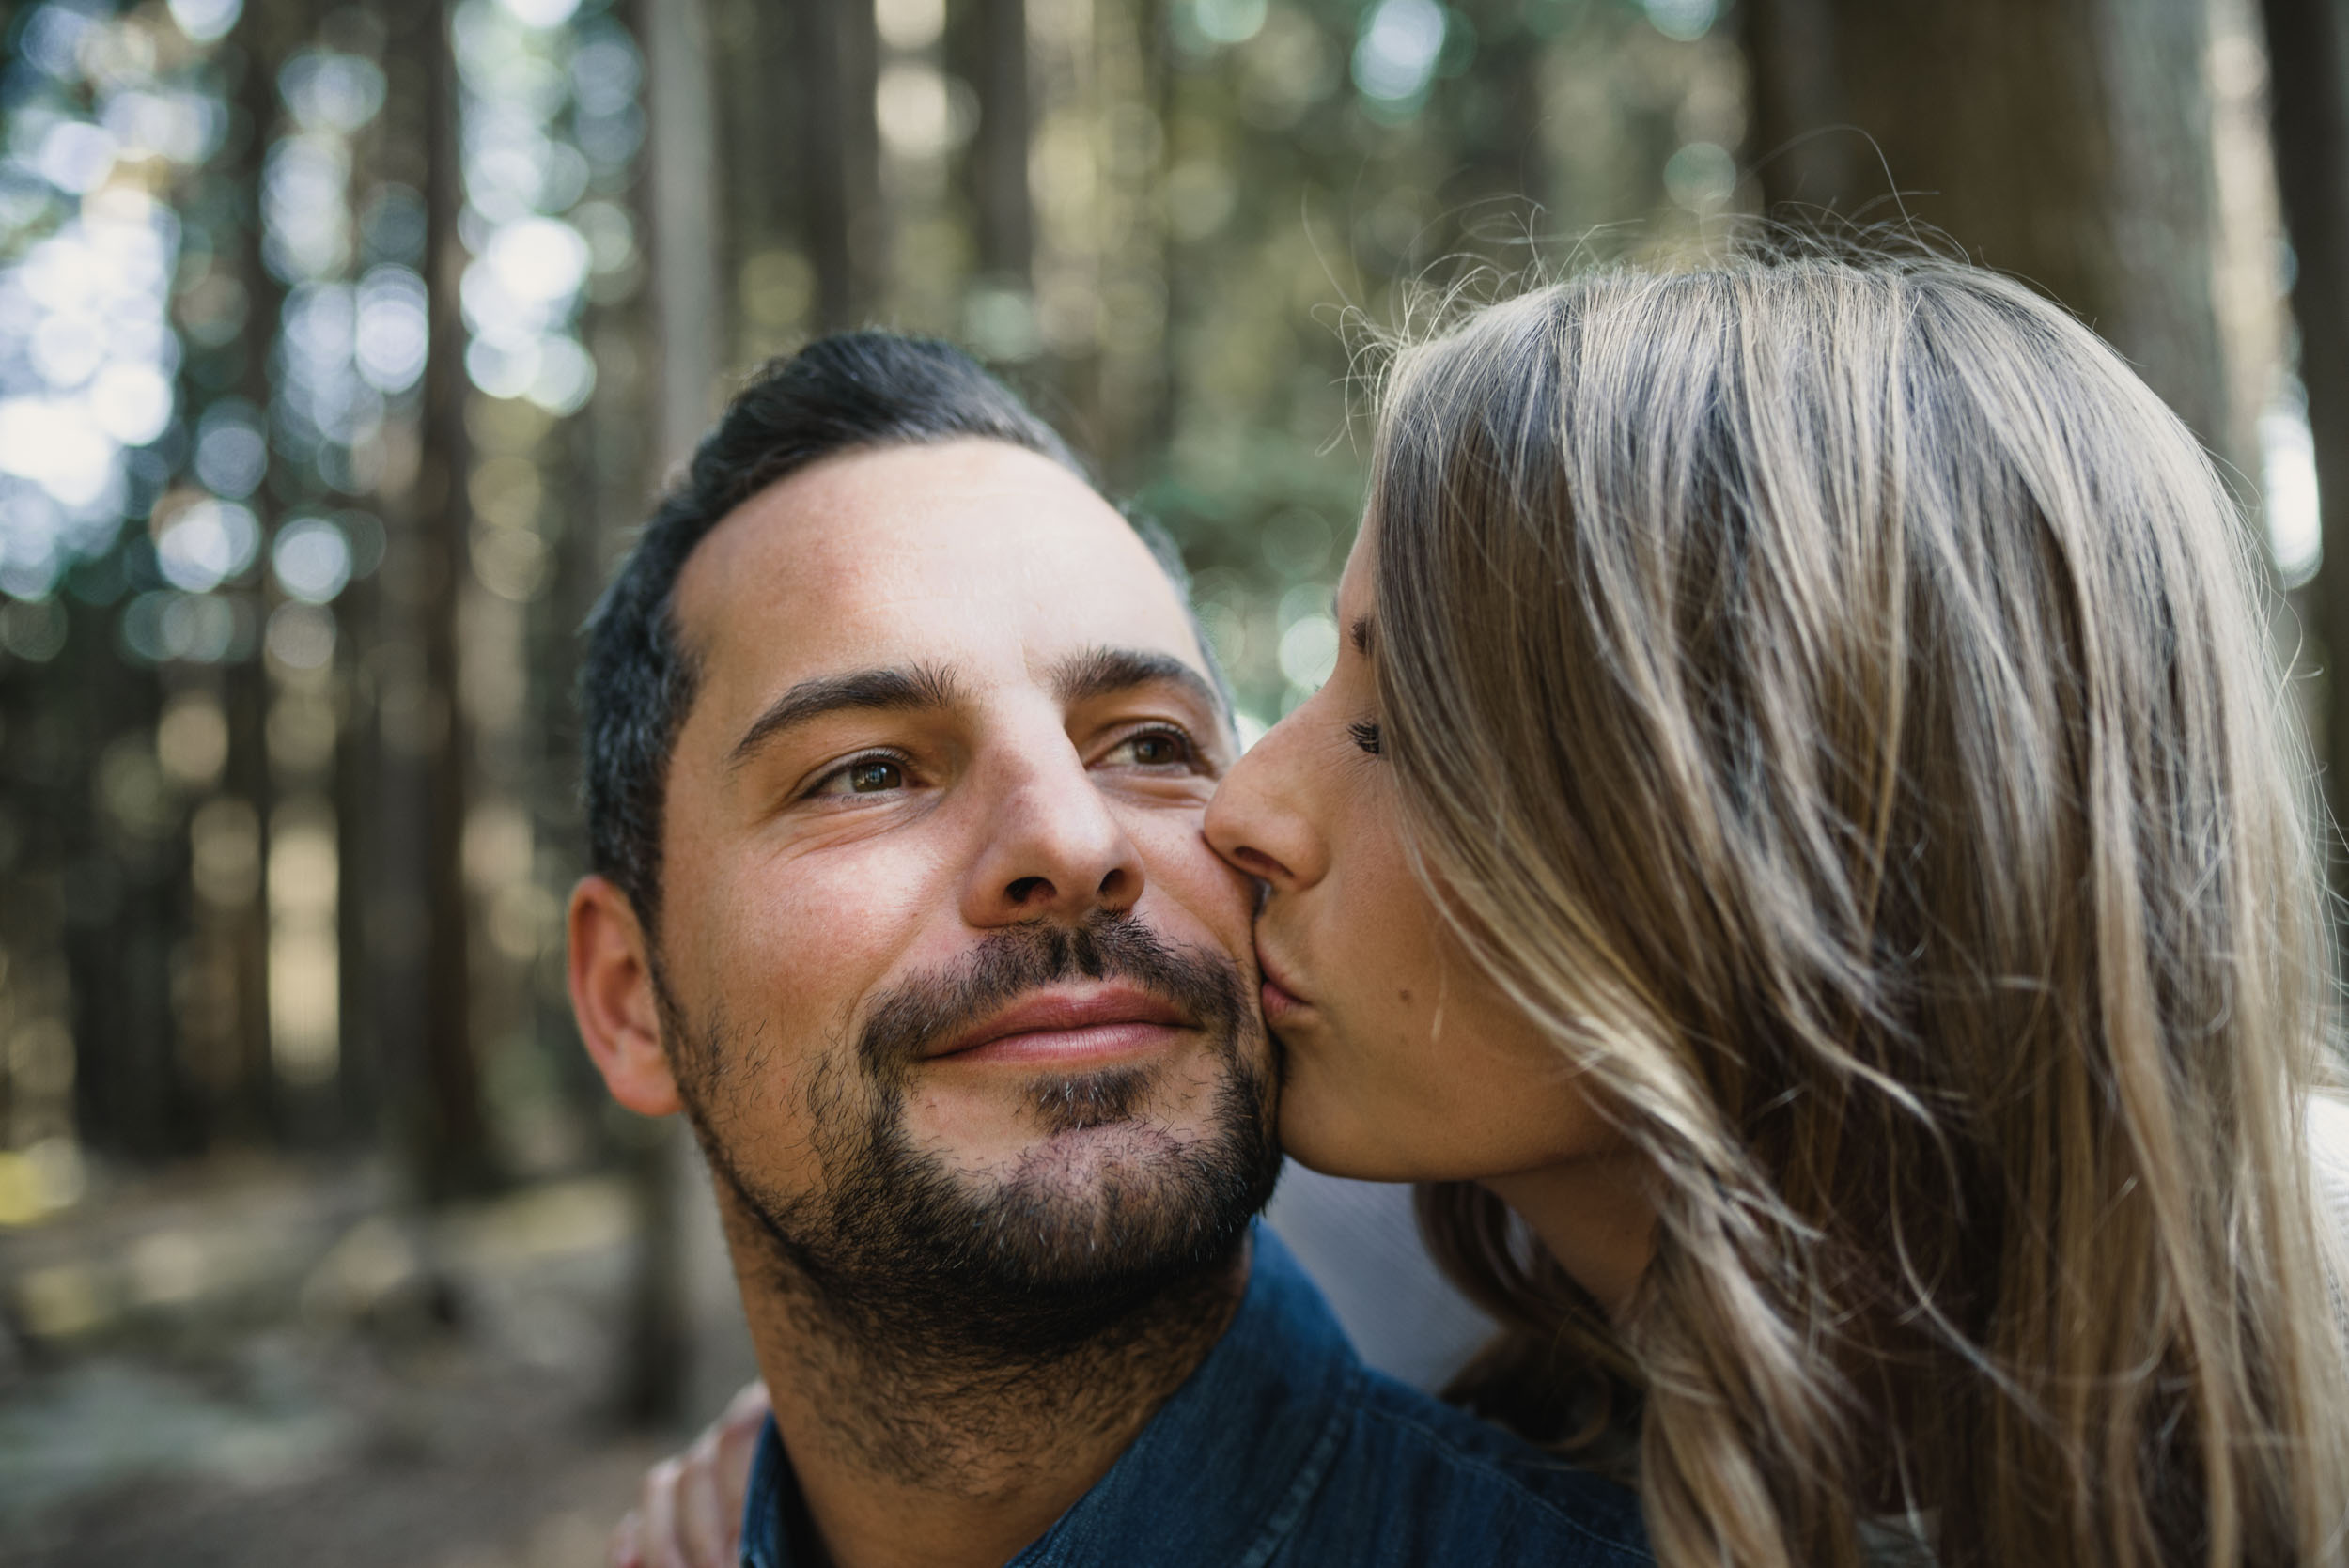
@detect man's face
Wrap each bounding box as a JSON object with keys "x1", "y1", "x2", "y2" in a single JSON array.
[{"x1": 642, "y1": 440, "x2": 1274, "y2": 1331}]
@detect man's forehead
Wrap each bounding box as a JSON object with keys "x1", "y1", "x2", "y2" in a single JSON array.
[{"x1": 674, "y1": 440, "x2": 1200, "y2": 693}]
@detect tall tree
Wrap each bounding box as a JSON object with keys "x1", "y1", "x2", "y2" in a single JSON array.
[
  {"x1": 642, "y1": 0, "x2": 723, "y2": 454},
  {"x1": 1744, "y1": 0, "x2": 2234, "y2": 458},
  {"x1": 618, "y1": 0, "x2": 728, "y2": 1428},
  {"x1": 2260, "y1": 0, "x2": 2349, "y2": 874},
  {"x1": 799, "y1": 0, "x2": 884, "y2": 330},
  {"x1": 955, "y1": 0, "x2": 1035, "y2": 287},
  {"x1": 57, "y1": 598, "x2": 188, "y2": 1157},
  {"x1": 366, "y1": 0, "x2": 491, "y2": 1202},
  {"x1": 215, "y1": 0, "x2": 303, "y2": 1144},
  {"x1": 1442, "y1": 0, "x2": 1551, "y2": 239}
]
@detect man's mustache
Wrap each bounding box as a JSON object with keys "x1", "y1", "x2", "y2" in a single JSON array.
[{"x1": 856, "y1": 910, "x2": 1247, "y2": 1082}]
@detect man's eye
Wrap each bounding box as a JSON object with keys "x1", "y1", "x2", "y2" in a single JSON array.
[
  {"x1": 814, "y1": 755, "x2": 909, "y2": 796},
  {"x1": 1107, "y1": 728, "x2": 1194, "y2": 768}
]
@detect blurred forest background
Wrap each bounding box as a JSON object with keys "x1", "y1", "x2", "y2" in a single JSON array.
[{"x1": 0, "y1": 0, "x2": 2344, "y2": 1562}]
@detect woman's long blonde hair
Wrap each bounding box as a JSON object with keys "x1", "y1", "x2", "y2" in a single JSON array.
[{"x1": 1370, "y1": 255, "x2": 2349, "y2": 1567}]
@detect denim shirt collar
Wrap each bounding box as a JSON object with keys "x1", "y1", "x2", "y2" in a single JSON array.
[{"x1": 739, "y1": 1223, "x2": 1359, "y2": 1568}]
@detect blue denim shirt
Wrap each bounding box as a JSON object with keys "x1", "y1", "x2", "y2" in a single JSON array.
[{"x1": 738, "y1": 1225, "x2": 1651, "y2": 1567}]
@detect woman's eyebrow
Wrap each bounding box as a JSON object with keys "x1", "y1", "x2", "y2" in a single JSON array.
[{"x1": 1349, "y1": 615, "x2": 1374, "y2": 655}]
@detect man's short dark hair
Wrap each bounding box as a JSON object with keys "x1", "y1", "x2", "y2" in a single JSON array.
[{"x1": 579, "y1": 332, "x2": 1179, "y2": 930}]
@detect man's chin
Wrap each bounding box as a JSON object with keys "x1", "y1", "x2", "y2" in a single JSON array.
[
  {"x1": 703, "y1": 1044, "x2": 1279, "y2": 1358},
  {"x1": 888, "y1": 1071, "x2": 1267, "y2": 1289},
  {"x1": 914, "y1": 1062, "x2": 1215, "y2": 1164},
  {"x1": 963, "y1": 1116, "x2": 1247, "y2": 1256}
]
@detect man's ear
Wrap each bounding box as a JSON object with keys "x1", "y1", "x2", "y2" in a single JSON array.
[{"x1": 568, "y1": 874, "x2": 682, "y2": 1117}]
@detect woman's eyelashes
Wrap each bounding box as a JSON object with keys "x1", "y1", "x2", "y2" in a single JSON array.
[{"x1": 1348, "y1": 719, "x2": 1383, "y2": 756}]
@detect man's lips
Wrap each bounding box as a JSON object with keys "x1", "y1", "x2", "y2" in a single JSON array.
[{"x1": 924, "y1": 984, "x2": 1192, "y2": 1065}]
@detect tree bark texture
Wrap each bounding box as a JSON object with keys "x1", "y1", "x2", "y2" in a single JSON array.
[
  {"x1": 798, "y1": 0, "x2": 885, "y2": 331},
  {"x1": 955, "y1": 0, "x2": 1035, "y2": 284},
  {"x1": 59, "y1": 615, "x2": 190, "y2": 1158},
  {"x1": 401, "y1": 0, "x2": 491, "y2": 1202},
  {"x1": 642, "y1": 0, "x2": 724, "y2": 461},
  {"x1": 1744, "y1": 0, "x2": 2234, "y2": 458},
  {"x1": 623, "y1": 0, "x2": 762, "y2": 1429},
  {"x1": 1444, "y1": 0, "x2": 1551, "y2": 241},
  {"x1": 2260, "y1": 0, "x2": 2349, "y2": 857},
  {"x1": 218, "y1": 0, "x2": 302, "y2": 1145}
]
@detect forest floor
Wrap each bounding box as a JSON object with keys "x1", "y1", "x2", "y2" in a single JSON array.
[{"x1": 0, "y1": 1153, "x2": 750, "y2": 1568}]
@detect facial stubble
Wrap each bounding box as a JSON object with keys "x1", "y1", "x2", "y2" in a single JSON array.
[{"x1": 664, "y1": 911, "x2": 1282, "y2": 1367}]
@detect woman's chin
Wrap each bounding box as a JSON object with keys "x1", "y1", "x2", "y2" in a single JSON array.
[{"x1": 1274, "y1": 1092, "x2": 1439, "y2": 1184}]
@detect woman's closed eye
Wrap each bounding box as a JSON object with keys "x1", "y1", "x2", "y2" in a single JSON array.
[{"x1": 1348, "y1": 719, "x2": 1383, "y2": 756}]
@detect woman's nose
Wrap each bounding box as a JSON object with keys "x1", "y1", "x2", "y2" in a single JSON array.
[{"x1": 1204, "y1": 714, "x2": 1325, "y2": 892}]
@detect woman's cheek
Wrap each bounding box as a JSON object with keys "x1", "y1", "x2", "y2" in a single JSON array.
[{"x1": 1275, "y1": 1020, "x2": 1431, "y2": 1180}]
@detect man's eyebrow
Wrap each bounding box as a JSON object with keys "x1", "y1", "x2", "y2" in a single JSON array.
[
  {"x1": 1050, "y1": 645, "x2": 1224, "y2": 720},
  {"x1": 726, "y1": 663, "x2": 963, "y2": 770},
  {"x1": 1349, "y1": 615, "x2": 1373, "y2": 655}
]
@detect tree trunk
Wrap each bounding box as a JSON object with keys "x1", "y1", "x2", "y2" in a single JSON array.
[
  {"x1": 957, "y1": 0, "x2": 1034, "y2": 285},
  {"x1": 370, "y1": 0, "x2": 492, "y2": 1203},
  {"x1": 1444, "y1": 0, "x2": 1551, "y2": 235},
  {"x1": 626, "y1": 0, "x2": 762, "y2": 1431},
  {"x1": 218, "y1": 0, "x2": 298, "y2": 1145},
  {"x1": 799, "y1": 0, "x2": 884, "y2": 331},
  {"x1": 642, "y1": 0, "x2": 723, "y2": 451},
  {"x1": 59, "y1": 611, "x2": 191, "y2": 1159},
  {"x1": 620, "y1": 0, "x2": 722, "y2": 1429},
  {"x1": 1744, "y1": 0, "x2": 2234, "y2": 458},
  {"x1": 2260, "y1": 0, "x2": 2349, "y2": 869}
]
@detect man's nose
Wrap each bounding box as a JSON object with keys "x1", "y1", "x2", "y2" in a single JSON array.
[{"x1": 960, "y1": 742, "x2": 1145, "y2": 928}]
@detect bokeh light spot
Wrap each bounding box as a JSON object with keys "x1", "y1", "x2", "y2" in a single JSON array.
[
  {"x1": 486, "y1": 217, "x2": 590, "y2": 306},
  {"x1": 1643, "y1": 0, "x2": 1718, "y2": 41},
  {"x1": 280, "y1": 50, "x2": 388, "y2": 135},
  {"x1": 156, "y1": 498, "x2": 260, "y2": 593},
  {"x1": 87, "y1": 364, "x2": 176, "y2": 446},
  {"x1": 526, "y1": 335, "x2": 596, "y2": 415},
  {"x1": 499, "y1": 0, "x2": 584, "y2": 29},
  {"x1": 272, "y1": 517, "x2": 354, "y2": 604},
  {"x1": 166, "y1": 0, "x2": 246, "y2": 45},
  {"x1": 1191, "y1": 0, "x2": 1268, "y2": 46},
  {"x1": 1354, "y1": 0, "x2": 1445, "y2": 104},
  {"x1": 194, "y1": 401, "x2": 269, "y2": 498},
  {"x1": 354, "y1": 265, "x2": 429, "y2": 393},
  {"x1": 38, "y1": 123, "x2": 119, "y2": 195},
  {"x1": 1277, "y1": 612, "x2": 1339, "y2": 688},
  {"x1": 1663, "y1": 141, "x2": 1736, "y2": 211},
  {"x1": 266, "y1": 600, "x2": 337, "y2": 670}
]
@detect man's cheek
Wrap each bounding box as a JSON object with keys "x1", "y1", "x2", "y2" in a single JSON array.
[
  {"x1": 744, "y1": 851, "x2": 943, "y2": 993},
  {"x1": 1159, "y1": 1051, "x2": 1237, "y2": 1119},
  {"x1": 698, "y1": 1050, "x2": 817, "y2": 1170},
  {"x1": 1128, "y1": 824, "x2": 1256, "y2": 940}
]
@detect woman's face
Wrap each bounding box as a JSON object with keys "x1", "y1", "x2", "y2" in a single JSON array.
[{"x1": 1204, "y1": 524, "x2": 1621, "y2": 1186}]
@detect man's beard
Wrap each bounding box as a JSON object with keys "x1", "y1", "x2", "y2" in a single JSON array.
[{"x1": 664, "y1": 910, "x2": 1281, "y2": 1364}]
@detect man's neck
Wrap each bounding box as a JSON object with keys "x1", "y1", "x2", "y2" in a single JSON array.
[{"x1": 727, "y1": 1216, "x2": 1252, "y2": 1568}]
